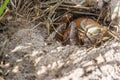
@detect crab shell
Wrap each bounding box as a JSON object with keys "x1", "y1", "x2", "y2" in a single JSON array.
[{"x1": 73, "y1": 18, "x2": 110, "y2": 44}]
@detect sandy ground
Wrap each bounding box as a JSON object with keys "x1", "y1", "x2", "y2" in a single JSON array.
[
  {"x1": 0, "y1": 0, "x2": 120, "y2": 80},
  {"x1": 1, "y1": 23, "x2": 120, "y2": 80}
]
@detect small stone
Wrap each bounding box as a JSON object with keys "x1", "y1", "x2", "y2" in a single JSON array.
[{"x1": 0, "y1": 77, "x2": 4, "y2": 80}]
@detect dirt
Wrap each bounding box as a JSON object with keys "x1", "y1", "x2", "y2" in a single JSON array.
[
  {"x1": 0, "y1": 0, "x2": 120, "y2": 80},
  {"x1": 0, "y1": 22, "x2": 120, "y2": 80}
]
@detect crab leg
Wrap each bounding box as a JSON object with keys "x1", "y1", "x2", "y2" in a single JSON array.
[{"x1": 69, "y1": 21, "x2": 77, "y2": 45}]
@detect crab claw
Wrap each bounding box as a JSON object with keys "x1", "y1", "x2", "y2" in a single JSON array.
[
  {"x1": 56, "y1": 13, "x2": 73, "y2": 23},
  {"x1": 54, "y1": 23, "x2": 67, "y2": 42}
]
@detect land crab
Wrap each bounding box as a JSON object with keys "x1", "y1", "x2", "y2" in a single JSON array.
[{"x1": 52, "y1": 13, "x2": 112, "y2": 46}]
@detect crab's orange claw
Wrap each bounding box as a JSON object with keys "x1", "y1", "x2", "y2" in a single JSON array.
[
  {"x1": 77, "y1": 32, "x2": 84, "y2": 45},
  {"x1": 56, "y1": 13, "x2": 73, "y2": 23},
  {"x1": 64, "y1": 13, "x2": 73, "y2": 23},
  {"x1": 54, "y1": 23, "x2": 67, "y2": 42}
]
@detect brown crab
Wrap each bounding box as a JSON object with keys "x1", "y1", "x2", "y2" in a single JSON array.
[{"x1": 53, "y1": 13, "x2": 112, "y2": 46}]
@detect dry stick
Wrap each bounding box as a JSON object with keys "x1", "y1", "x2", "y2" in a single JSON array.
[
  {"x1": 16, "y1": 0, "x2": 22, "y2": 11},
  {"x1": 23, "y1": 2, "x2": 33, "y2": 14},
  {"x1": 56, "y1": 7, "x2": 99, "y2": 16},
  {"x1": 40, "y1": 1, "x2": 86, "y2": 9},
  {"x1": 27, "y1": 6, "x2": 38, "y2": 20},
  {"x1": 97, "y1": 7, "x2": 105, "y2": 23},
  {"x1": 40, "y1": 1, "x2": 59, "y2": 5},
  {"x1": 14, "y1": 12, "x2": 24, "y2": 18},
  {"x1": 18, "y1": 1, "x2": 27, "y2": 12},
  {"x1": 27, "y1": 10, "x2": 33, "y2": 21},
  {"x1": 10, "y1": 0, "x2": 16, "y2": 8},
  {"x1": 31, "y1": 22, "x2": 45, "y2": 30},
  {"x1": 41, "y1": 0, "x2": 73, "y2": 5},
  {"x1": 103, "y1": 12, "x2": 110, "y2": 25},
  {"x1": 60, "y1": 4, "x2": 93, "y2": 10},
  {"x1": 0, "y1": 7, "x2": 9, "y2": 20},
  {"x1": 69, "y1": 11, "x2": 99, "y2": 16},
  {"x1": 0, "y1": 38, "x2": 9, "y2": 65},
  {"x1": 108, "y1": 30, "x2": 120, "y2": 41},
  {"x1": 22, "y1": 2, "x2": 32, "y2": 15}
]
